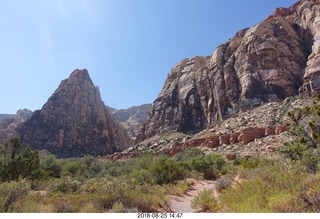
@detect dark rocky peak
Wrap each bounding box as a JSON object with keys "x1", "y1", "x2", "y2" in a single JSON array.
[
  {"x1": 17, "y1": 69, "x2": 132, "y2": 157},
  {"x1": 69, "y1": 68, "x2": 92, "y2": 82}
]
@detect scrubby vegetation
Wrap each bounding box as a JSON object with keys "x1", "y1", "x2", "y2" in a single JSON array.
[
  {"x1": 192, "y1": 95, "x2": 320, "y2": 213},
  {"x1": 0, "y1": 142, "x2": 229, "y2": 212}
]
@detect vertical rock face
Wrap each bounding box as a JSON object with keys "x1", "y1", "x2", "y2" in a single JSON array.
[
  {"x1": 17, "y1": 69, "x2": 132, "y2": 157},
  {"x1": 137, "y1": 0, "x2": 320, "y2": 141},
  {"x1": 107, "y1": 104, "x2": 151, "y2": 139}
]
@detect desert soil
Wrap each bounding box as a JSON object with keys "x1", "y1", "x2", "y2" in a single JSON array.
[{"x1": 169, "y1": 180, "x2": 217, "y2": 213}]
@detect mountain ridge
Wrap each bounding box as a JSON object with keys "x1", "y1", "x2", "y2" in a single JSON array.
[
  {"x1": 137, "y1": 0, "x2": 320, "y2": 142},
  {"x1": 16, "y1": 69, "x2": 132, "y2": 157}
]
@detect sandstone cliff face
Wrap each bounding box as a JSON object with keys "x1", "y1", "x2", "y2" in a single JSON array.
[
  {"x1": 137, "y1": 0, "x2": 320, "y2": 141},
  {"x1": 108, "y1": 104, "x2": 151, "y2": 139},
  {"x1": 0, "y1": 109, "x2": 33, "y2": 144},
  {"x1": 17, "y1": 69, "x2": 132, "y2": 157}
]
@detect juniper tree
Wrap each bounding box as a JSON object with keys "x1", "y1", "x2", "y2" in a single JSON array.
[{"x1": 279, "y1": 95, "x2": 320, "y2": 173}]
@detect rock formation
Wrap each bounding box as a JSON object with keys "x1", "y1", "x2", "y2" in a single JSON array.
[
  {"x1": 137, "y1": 0, "x2": 320, "y2": 141},
  {"x1": 107, "y1": 104, "x2": 151, "y2": 139},
  {"x1": 17, "y1": 69, "x2": 132, "y2": 157},
  {"x1": 0, "y1": 109, "x2": 33, "y2": 144}
]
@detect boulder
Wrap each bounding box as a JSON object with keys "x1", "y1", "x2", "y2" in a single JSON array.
[{"x1": 238, "y1": 127, "x2": 266, "y2": 144}]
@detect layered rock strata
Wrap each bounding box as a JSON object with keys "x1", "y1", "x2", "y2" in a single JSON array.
[{"x1": 137, "y1": 0, "x2": 320, "y2": 141}]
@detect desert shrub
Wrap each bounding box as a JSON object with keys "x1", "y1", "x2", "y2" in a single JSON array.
[
  {"x1": 82, "y1": 155, "x2": 103, "y2": 176},
  {"x1": 191, "y1": 189, "x2": 219, "y2": 212},
  {"x1": 164, "y1": 179, "x2": 192, "y2": 196},
  {"x1": 174, "y1": 148, "x2": 205, "y2": 162},
  {"x1": 20, "y1": 198, "x2": 41, "y2": 212},
  {"x1": 84, "y1": 176, "x2": 169, "y2": 212},
  {"x1": 187, "y1": 154, "x2": 226, "y2": 180},
  {"x1": 53, "y1": 197, "x2": 74, "y2": 212},
  {"x1": 218, "y1": 162, "x2": 309, "y2": 212},
  {"x1": 79, "y1": 202, "x2": 100, "y2": 213},
  {"x1": 41, "y1": 154, "x2": 62, "y2": 178},
  {"x1": 87, "y1": 177, "x2": 131, "y2": 210},
  {"x1": 46, "y1": 193, "x2": 92, "y2": 213},
  {"x1": 0, "y1": 179, "x2": 30, "y2": 212},
  {"x1": 267, "y1": 192, "x2": 302, "y2": 212},
  {"x1": 88, "y1": 160, "x2": 103, "y2": 175},
  {"x1": 55, "y1": 179, "x2": 81, "y2": 193},
  {"x1": 239, "y1": 157, "x2": 266, "y2": 169},
  {"x1": 128, "y1": 184, "x2": 169, "y2": 212},
  {"x1": 300, "y1": 174, "x2": 320, "y2": 212},
  {"x1": 104, "y1": 159, "x2": 136, "y2": 177},
  {"x1": 61, "y1": 161, "x2": 81, "y2": 177},
  {"x1": 129, "y1": 168, "x2": 153, "y2": 185},
  {"x1": 215, "y1": 177, "x2": 232, "y2": 192},
  {"x1": 111, "y1": 202, "x2": 125, "y2": 213},
  {"x1": 148, "y1": 156, "x2": 188, "y2": 185}
]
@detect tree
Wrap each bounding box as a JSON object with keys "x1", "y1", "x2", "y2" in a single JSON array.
[
  {"x1": 0, "y1": 137, "x2": 42, "y2": 182},
  {"x1": 279, "y1": 95, "x2": 320, "y2": 173},
  {"x1": 41, "y1": 154, "x2": 62, "y2": 178}
]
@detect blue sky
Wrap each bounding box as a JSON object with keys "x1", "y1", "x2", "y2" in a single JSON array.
[{"x1": 0, "y1": 0, "x2": 297, "y2": 113}]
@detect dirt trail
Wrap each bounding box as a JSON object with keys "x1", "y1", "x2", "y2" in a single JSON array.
[{"x1": 169, "y1": 180, "x2": 217, "y2": 213}]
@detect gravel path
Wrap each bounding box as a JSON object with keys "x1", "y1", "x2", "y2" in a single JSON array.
[{"x1": 169, "y1": 180, "x2": 216, "y2": 213}]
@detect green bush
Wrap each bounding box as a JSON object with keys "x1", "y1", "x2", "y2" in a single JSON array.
[
  {"x1": 191, "y1": 189, "x2": 219, "y2": 212},
  {"x1": 127, "y1": 184, "x2": 169, "y2": 212},
  {"x1": 104, "y1": 160, "x2": 135, "y2": 177},
  {"x1": 148, "y1": 156, "x2": 187, "y2": 185},
  {"x1": 174, "y1": 148, "x2": 205, "y2": 162},
  {"x1": 129, "y1": 168, "x2": 153, "y2": 185},
  {"x1": 62, "y1": 161, "x2": 81, "y2": 177},
  {"x1": 41, "y1": 155, "x2": 62, "y2": 178},
  {"x1": 55, "y1": 179, "x2": 80, "y2": 193},
  {"x1": 188, "y1": 154, "x2": 226, "y2": 180},
  {"x1": 0, "y1": 138, "x2": 42, "y2": 182},
  {"x1": 0, "y1": 179, "x2": 30, "y2": 212}
]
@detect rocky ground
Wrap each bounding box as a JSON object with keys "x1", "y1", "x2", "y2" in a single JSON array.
[{"x1": 105, "y1": 96, "x2": 311, "y2": 161}]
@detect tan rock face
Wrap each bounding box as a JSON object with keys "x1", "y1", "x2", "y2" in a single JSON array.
[
  {"x1": 138, "y1": 0, "x2": 320, "y2": 141},
  {"x1": 17, "y1": 69, "x2": 132, "y2": 157},
  {"x1": 108, "y1": 104, "x2": 151, "y2": 140}
]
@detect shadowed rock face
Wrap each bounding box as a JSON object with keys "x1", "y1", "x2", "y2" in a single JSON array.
[
  {"x1": 17, "y1": 69, "x2": 132, "y2": 157},
  {"x1": 107, "y1": 104, "x2": 151, "y2": 139},
  {"x1": 137, "y1": 0, "x2": 320, "y2": 141}
]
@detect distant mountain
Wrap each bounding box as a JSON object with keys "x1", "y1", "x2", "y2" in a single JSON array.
[
  {"x1": 17, "y1": 69, "x2": 132, "y2": 157},
  {"x1": 0, "y1": 109, "x2": 33, "y2": 144},
  {"x1": 137, "y1": 0, "x2": 320, "y2": 142},
  {"x1": 0, "y1": 114, "x2": 15, "y2": 120},
  {"x1": 107, "y1": 104, "x2": 151, "y2": 139}
]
